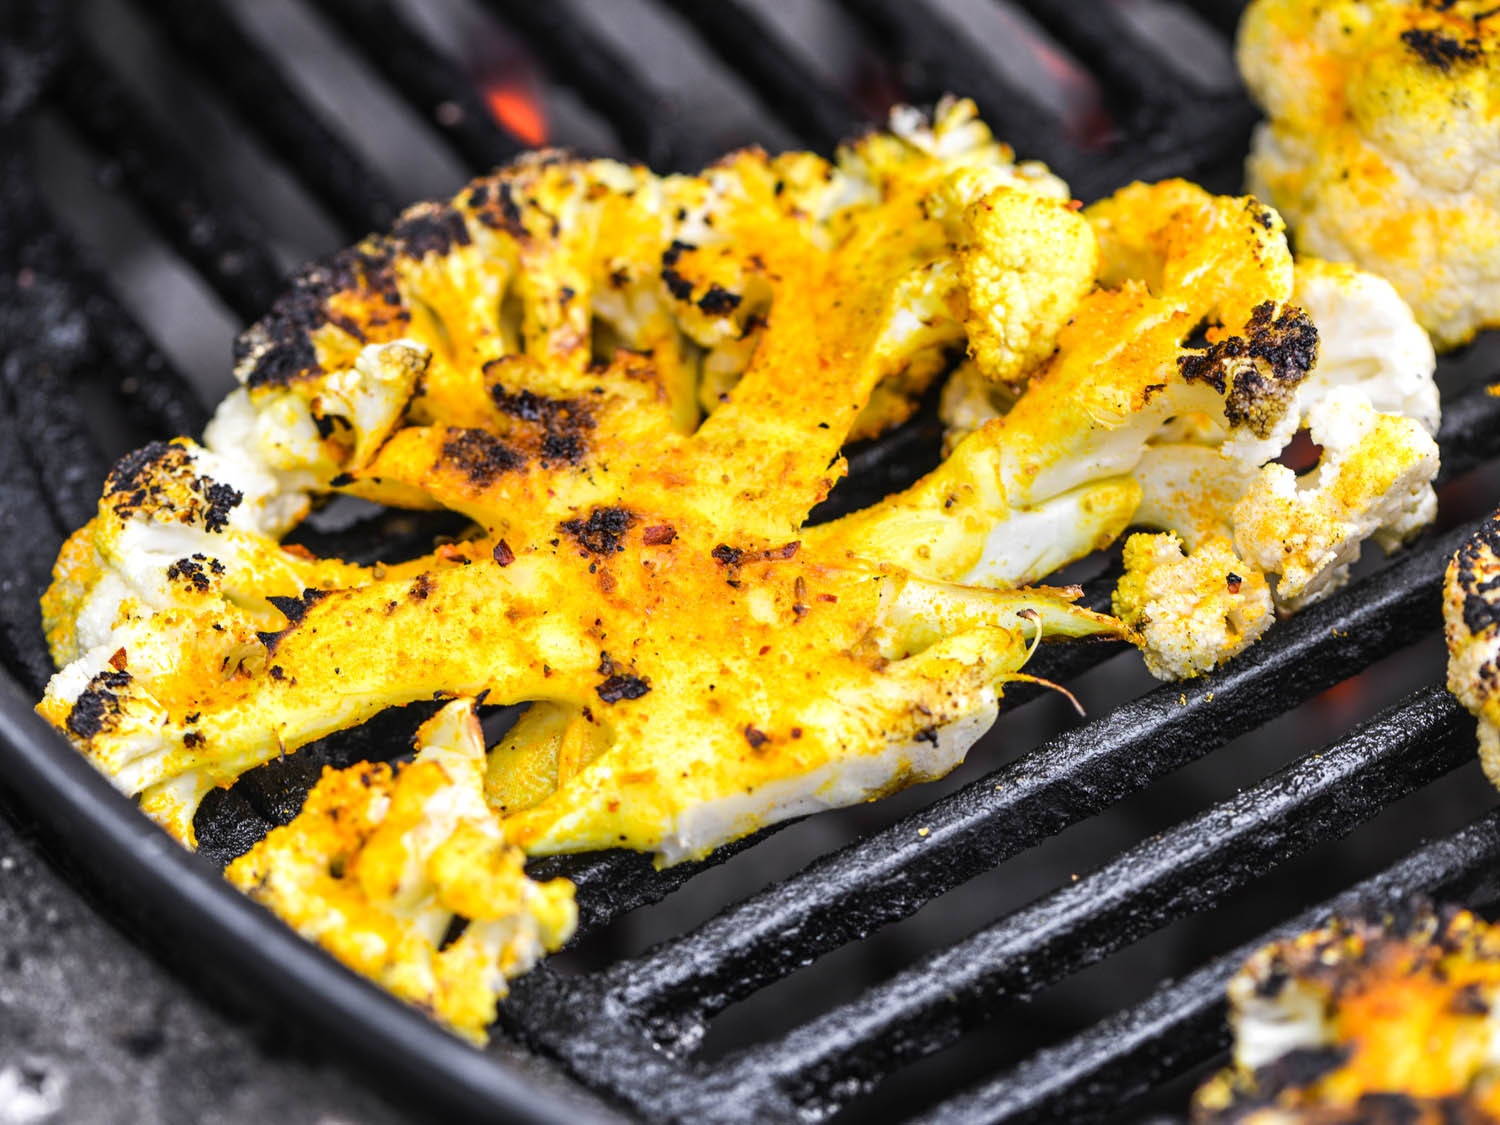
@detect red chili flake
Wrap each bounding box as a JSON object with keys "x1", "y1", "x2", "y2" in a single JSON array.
[
  {"x1": 108, "y1": 647, "x2": 128, "y2": 671},
  {"x1": 642, "y1": 524, "x2": 677, "y2": 545},
  {"x1": 790, "y1": 727, "x2": 803, "y2": 740},
  {"x1": 818, "y1": 593, "x2": 838, "y2": 603},
  {"x1": 492, "y1": 539, "x2": 516, "y2": 566},
  {"x1": 1226, "y1": 573, "x2": 1243, "y2": 594},
  {"x1": 759, "y1": 645, "x2": 771, "y2": 655}
]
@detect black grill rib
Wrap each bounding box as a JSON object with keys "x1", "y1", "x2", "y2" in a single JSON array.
[
  {"x1": 477, "y1": 0, "x2": 682, "y2": 168},
  {"x1": 601, "y1": 509, "x2": 1483, "y2": 1055},
  {"x1": 656, "y1": 0, "x2": 865, "y2": 152},
  {"x1": 1178, "y1": 0, "x2": 1252, "y2": 40},
  {"x1": 833, "y1": 0, "x2": 1075, "y2": 172},
  {"x1": 917, "y1": 808, "x2": 1500, "y2": 1125},
  {"x1": 123, "y1": 0, "x2": 398, "y2": 235},
  {"x1": 714, "y1": 685, "x2": 1473, "y2": 1116},
  {"x1": 306, "y1": 0, "x2": 525, "y2": 174},
  {"x1": 1012, "y1": 0, "x2": 1187, "y2": 108},
  {"x1": 51, "y1": 40, "x2": 283, "y2": 323}
]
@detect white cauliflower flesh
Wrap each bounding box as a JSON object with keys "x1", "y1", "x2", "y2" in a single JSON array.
[
  {"x1": 1238, "y1": 0, "x2": 1500, "y2": 349},
  {"x1": 1445, "y1": 512, "x2": 1500, "y2": 788},
  {"x1": 924, "y1": 196, "x2": 1441, "y2": 678},
  {"x1": 225, "y1": 700, "x2": 577, "y2": 1044}
]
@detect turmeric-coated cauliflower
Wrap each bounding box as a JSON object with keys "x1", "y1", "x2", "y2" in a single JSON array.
[
  {"x1": 1238, "y1": 0, "x2": 1500, "y2": 349},
  {"x1": 38, "y1": 101, "x2": 1121, "y2": 860},
  {"x1": 928, "y1": 182, "x2": 1440, "y2": 678},
  {"x1": 226, "y1": 700, "x2": 576, "y2": 1043},
  {"x1": 1444, "y1": 510, "x2": 1500, "y2": 788},
  {"x1": 1193, "y1": 907, "x2": 1500, "y2": 1122}
]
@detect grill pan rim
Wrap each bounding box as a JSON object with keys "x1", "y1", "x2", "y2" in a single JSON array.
[{"x1": 0, "y1": 668, "x2": 608, "y2": 1125}]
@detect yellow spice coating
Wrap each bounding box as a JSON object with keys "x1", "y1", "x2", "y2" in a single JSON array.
[{"x1": 1239, "y1": 0, "x2": 1500, "y2": 348}]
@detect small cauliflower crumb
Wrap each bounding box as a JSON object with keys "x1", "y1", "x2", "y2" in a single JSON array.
[{"x1": 1113, "y1": 532, "x2": 1275, "y2": 680}]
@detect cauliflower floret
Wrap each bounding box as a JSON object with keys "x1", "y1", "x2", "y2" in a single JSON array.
[
  {"x1": 1445, "y1": 511, "x2": 1500, "y2": 788},
  {"x1": 225, "y1": 700, "x2": 576, "y2": 1044},
  {"x1": 956, "y1": 182, "x2": 1098, "y2": 386},
  {"x1": 1113, "y1": 533, "x2": 1275, "y2": 681},
  {"x1": 813, "y1": 181, "x2": 1316, "y2": 597},
  {"x1": 1292, "y1": 258, "x2": 1439, "y2": 434},
  {"x1": 1239, "y1": 0, "x2": 1500, "y2": 349},
  {"x1": 1193, "y1": 908, "x2": 1500, "y2": 1122},
  {"x1": 1234, "y1": 387, "x2": 1439, "y2": 609}
]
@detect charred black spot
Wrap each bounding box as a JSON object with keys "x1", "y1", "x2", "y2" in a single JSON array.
[
  {"x1": 562, "y1": 507, "x2": 635, "y2": 555},
  {"x1": 697, "y1": 284, "x2": 742, "y2": 316},
  {"x1": 661, "y1": 239, "x2": 696, "y2": 301},
  {"x1": 743, "y1": 725, "x2": 770, "y2": 750},
  {"x1": 201, "y1": 479, "x2": 242, "y2": 533},
  {"x1": 392, "y1": 204, "x2": 471, "y2": 258},
  {"x1": 268, "y1": 665, "x2": 286, "y2": 682},
  {"x1": 105, "y1": 442, "x2": 173, "y2": 499},
  {"x1": 914, "y1": 727, "x2": 940, "y2": 746},
  {"x1": 240, "y1": 244, "x2": 403, "y2": 390},
  {"x1": 442, "y1": 427, "x2": 525, "y2": 486},
  {"x1": 711, "y1": 544, "x2": 745, "y2": 568},
  {"x1": 244, "y1": 336, "x2": 321, "y2": 392},
  {"x1": 267, "y1": 588, "x2": 331, "y2": 628},
  {"x1": 166, "y1": 556, "x2": 215, "y2": 593},
  {"x1": 1251, "y1": 1045, "x2": 1352, "y2": 1096},
  {"x1": 66, "y1": 669, "x2": 132, "y2": 740},
  {"x1": 597, "y1": 673, "x2": 651, "y2": 704},
  {"x1": 1401, "y1": 27, "x2": 1482, "y2": 69},
  {"x1": 1179, "y1": 303, "x2": 1318, "y2": 438},
  {"x1": 183, "y1": 731, "x2": 204, "y2": 749},
  {"x1": 1454, "y1": 514, "x2": 1500, "y2": 636},
  {"x1": 409, "y1": 573, "x2": 435, "y2": 601},
  {"x1": 541, "y1": 431, "x2": 584, "y2": 465}
]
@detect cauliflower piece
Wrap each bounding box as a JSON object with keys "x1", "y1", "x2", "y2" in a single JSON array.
[
  {"x1": 812, "y1": 181, "x2": 1315, "y2": 594},
  {"x1": 933, "y1": 246, "x2": 1441, "y2": 676},
  {"x1": 1293, "y1": 258, "x2": 1439, "y2": 434},
  {"x1": 955, "y1": 180, "x2": 1098, "y2": 386},
  {"x1": 1193, "y1": 907, "x2": 1500, "y2": 1122},
  {"x1": 39, "y1": 105, "x2": 1125, "y2": 857},
  {"x1": 1234, "y1": 387, "x2": 1439, "y2": 609},
  {"x1": 1238, "y1": 0, "x2": 1500, "y2": 349},
  {"x1": 1112, "y1": 533, "x2": 1274, "y2": 681},
  {"x1": 225, "y1": 700, "x2": 576, "y2": 1043},
  {"x1": 1444, "y1": 511, "x2": 1500, "y2": 788}
]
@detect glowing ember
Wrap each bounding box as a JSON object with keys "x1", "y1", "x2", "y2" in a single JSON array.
[{"x1": 482, "y1": 79, "x2": 548, "y2": 148}]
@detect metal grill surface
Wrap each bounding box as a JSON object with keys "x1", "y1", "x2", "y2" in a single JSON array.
[{"x1": 3, "y1": 2, "x2": 1500, "y2": 1121}]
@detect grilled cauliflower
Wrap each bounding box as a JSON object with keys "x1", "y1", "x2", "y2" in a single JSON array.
[
  {"x1": 1239, "y1": 0, "x2": 1500, "y2": 349},
  {"x1": 225, "y1": 700, "x2": 576, "y2": 1043},
  {"x1": 933, "y1": 209, "x2": 1440, "y2": 677},
  {"x1": 1193, "y1": 907, "x2": 1500, "y2": 1122},
  {"x1": 39, "y1": 102, "x2": 1122, "y2": 858},
  {"x1": 1445, "y1": 511, "x2": 1500, "y2": 787}
]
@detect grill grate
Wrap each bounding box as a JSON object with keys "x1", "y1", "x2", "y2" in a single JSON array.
[{"x1": 4, "y1": 1, "x2": 1500, "y2": 1122}]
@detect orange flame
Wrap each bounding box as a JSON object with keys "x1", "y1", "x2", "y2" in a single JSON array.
[{"x1": 482, "y1": 79, "x2": 548, "y2": 148}]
